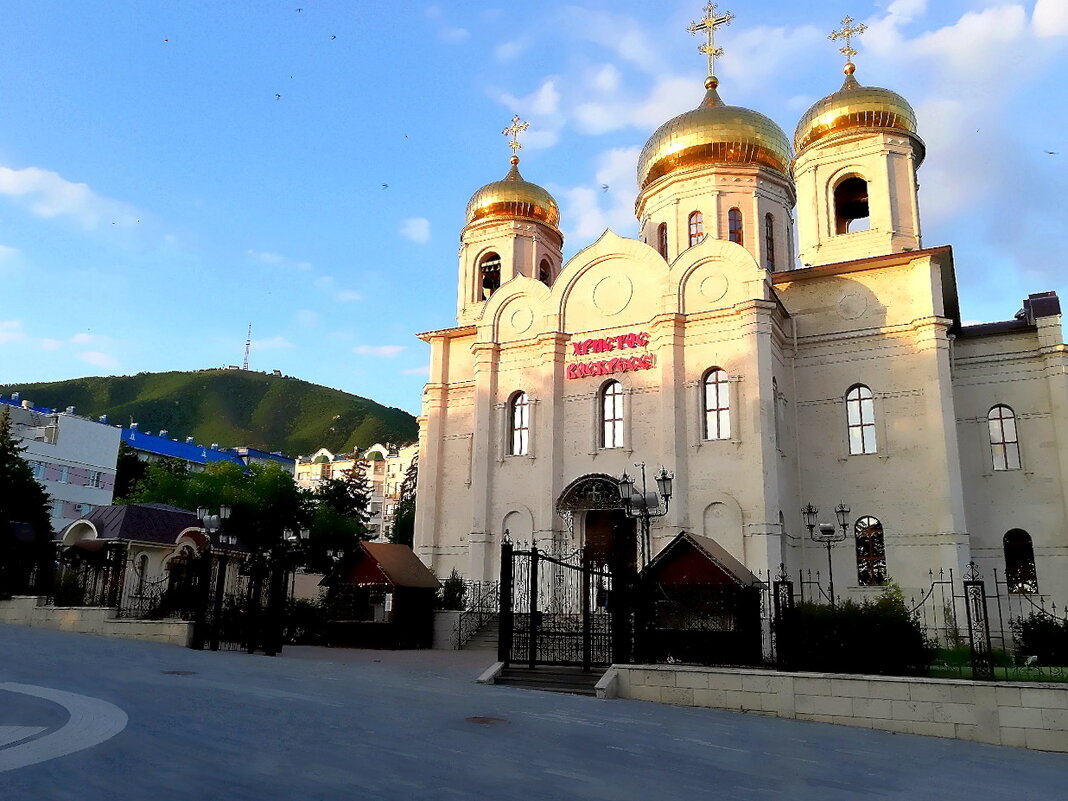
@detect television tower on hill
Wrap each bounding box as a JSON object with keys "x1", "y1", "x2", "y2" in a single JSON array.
[{"x1": 243, "y1": 323, "x2": 252, "y2": 370}]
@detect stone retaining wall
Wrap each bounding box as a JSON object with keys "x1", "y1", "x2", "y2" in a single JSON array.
[
  {"x1": 610, "y1": 664, "x2": 1068, "y2": 753},
  {"x1": 0, "y1": 596, "x2": 193, "y2": 647}
]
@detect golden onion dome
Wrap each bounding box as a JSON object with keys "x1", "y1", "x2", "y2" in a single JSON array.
[
  {"x1": 465, "y1": 157, "x2": 560, "y2": 228},
  {"x1": 637, "y1": 77, "x2": 792, "y2": 190},
  {"x1": 794, "y1": 64, "x2": 922, "y2": 161}
]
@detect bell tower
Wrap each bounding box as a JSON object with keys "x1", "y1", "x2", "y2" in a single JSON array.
[
  {"x1": 457, "y1": 116, "x2": 562, "y2": 325},
  {"x1": 792, "y1": 17, "x2": 924, "y2": 267}
]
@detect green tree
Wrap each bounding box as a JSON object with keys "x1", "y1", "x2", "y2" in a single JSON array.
[
  {"x1": 0, "y1": 407, "x2": 54, "y2": 596},
  {"x1": 306, "y1": 463, "x2": 372, "y2": 572},
  {"x1": 388, "y1": 453, "x2": 418, "y2": 547},
  {"x1": 112, "y1": 441, "x2": 148, "y2": 501},
  {"x1": 0, "y1": 406, "x2": 53, "y2": 539}
]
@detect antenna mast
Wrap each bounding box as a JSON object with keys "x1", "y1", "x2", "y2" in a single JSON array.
[{"x1": 243, "y1": 323, "x2": 252, "y2": 371}]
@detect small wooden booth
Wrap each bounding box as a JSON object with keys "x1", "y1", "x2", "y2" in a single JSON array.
[
  {"x1": 636, "y1": 531, "x2": 766, "y2": 666},
  {"x1": 324, "y1": 542, "x2": 440, "y2": 649}
]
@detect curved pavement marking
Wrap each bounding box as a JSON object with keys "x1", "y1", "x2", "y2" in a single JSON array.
[{"x1": 0, "y1": 683, "x2": 128, "y2": 772}]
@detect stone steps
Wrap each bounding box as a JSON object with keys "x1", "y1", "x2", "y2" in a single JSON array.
[{"x1": 495, "y1": 665, "x2": 606, "y2": 696}]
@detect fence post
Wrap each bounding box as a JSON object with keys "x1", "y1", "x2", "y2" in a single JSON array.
[
  {"x1": 773, "y1": 576, "x2": 795, "y2": 671},
  {"x1": 190, "y1": 548, "x2": 213, "y2": 651},
  {"x1": 581, "y1": 551, "x2": 592, "y2": 672},
  {"x1": 209, "y1": 553, "x2": 230, "y2": 652},
  {"x1": 528, "y1": 545, "x2": 539, "y2": 669},
  {"x1": 497, "y1": 542, "x2": 513, "y2": 665},
  {"x1": 962, "y1": 570, "x2": 994, "y2": 681}
]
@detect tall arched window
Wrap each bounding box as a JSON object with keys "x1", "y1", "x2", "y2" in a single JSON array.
[
  {"x1": 509, "y1": 392, "x2": 529, "y2": 456},
  {"x1": 601, "y1": 381, "x2": 624, "y2": 449},
  {"x1": 846, "y1": 384, "x2": 877, "y2": 455},
  {"x1": 855, "y1": 516, "x2": 887, "y2": 586},
  {"x1": 538, "y1": 258, "x2": 552, "y2": 286},
  {"x1": 728, "y1": 208, "x2": 744, "y2": 245},
  {"x1": 764, "y1": 212, "x2": 775, "y2": 270},
  {"x1": 1004, "y1": 529, "x2": 1038, "y2": 593},
  {"x1": 834, "y1": 175, "x2": 870, "y2": 234},
  {"x1": 688, "y1": 211, "x2": 704, "y2": 247},
  {"x1": 479, "y1": 252, "x2": 501, "y2": 299},
  {"x1": 703, "y1": 368, "x2": 730, "y2": 440},
  {"x1": 657, "y1": 222, "x2": 669, "y2": 260},
  {"x1": 988, "y1": 404, "x2": 1021, "y2": 471}
]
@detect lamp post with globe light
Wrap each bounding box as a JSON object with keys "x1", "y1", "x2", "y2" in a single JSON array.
[
  {"x1": 802, "y1": 502, "x2": 850, "y2": 607},
  {"x1": 618, "y1": 464, "x2": 674, "y2": 567}
]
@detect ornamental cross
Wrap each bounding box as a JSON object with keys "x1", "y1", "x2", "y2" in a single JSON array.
[
  {"x1": 502, "y1": 114, "x2": 529, "y2": 158},
  {"x1": 687, "y1": 3, "x2": 734, "y2": 79},
  {"x1": 828, "y1": 15, "x2": 867, "y2": 66}
]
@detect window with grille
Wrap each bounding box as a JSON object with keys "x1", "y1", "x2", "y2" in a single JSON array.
[
  {"x1": 1004, "y1": 528, "x2": 1038, "y2": 593},
  {"x1": 601, "y1": 381, "x2": 624, "y2": 449},
  {"x1": 703, "y1": 369, "x2": 730, "y2": 440},
  {"x1": 855, "y1": 516, "x2": 887, "y2": 586},
  {"x1": 765, "y1": 212, "x2": 775, "y2": 269},
  {"x1": 988, "y1": 404, "x2": 1021, "y2": 471},
  {"x1": 846, "y1": 384, "x2": 877, "y2": 455},
  {"x1": 728, "y1": 208, "x2": 744, "y2": 246},
  {"x1": 509, "y1": 392, "x2": 529, "y2": 455},
  {"x1": 688, "y1": 212, "x2": 704, "y2": 247}
]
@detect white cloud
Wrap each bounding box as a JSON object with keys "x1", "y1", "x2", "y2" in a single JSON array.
[
  {"x1": 562, "y1": 8, "x2": 661, "y2": 71},
  {"x1": 295, "y1": 309, "x2": 319, "y2": 327},
  {"x1": 439, "y1": 26, "x2": 469, "y2": 43},
  {"x1": 252, "y1": 336, "x2": 293, "y2": 350},
  {"x1": 498, "y1": 80, "x2": 565, "y2": 149},
  {"x1": 353, "y1": 345, "x2": 406, "y2": 358},
  {"x1": 70, "y1": 332, "x2": 98, "y2": 345},
  {"x1": 590, "y1": 64, "x2": 622, "y2": 93},
  {"x1": 39, "y1": 338, "x2": 62, "y2": 351},
  {"x1": 0, "y1": 244, "x2": 18, "y2": 261},
  {"x1": 77, "y1": 351, "x2": 119, "y2": 369},
  {"x1": 559, "y1": 146, "x2": 642, "y2": 242},
  {"x1": 0, "y1": 320, "x2": 24, "y2": 345},
  {"x1": 313, "y1": 275, "x2": 334, "y2": 289},
  {"x1": 399, "y1": 217, "x2": 431, "y2": 244},
  {"x1": 1035, "y1": 0, "x2": 1068, "y2": 37},
  {"x1": 0, "y1": 166, "x2": 140, "y2": 230},
  {"x1": 246, "y1": 249, "x2": 312, "y2": 270},
  {"x1": 402, "y1": 364, "x2": 430, "y2": 376},
  {"x1": 336, "y1": 289, "x2": 363, "y2": 302},
  {"x1": 495, "y1": 41, "x2": 525, "y2": 61}
]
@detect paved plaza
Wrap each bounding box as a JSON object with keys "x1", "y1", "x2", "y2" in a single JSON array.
[{"x1": 1, "y1": 624, "x2": 1066, "y2": 800}]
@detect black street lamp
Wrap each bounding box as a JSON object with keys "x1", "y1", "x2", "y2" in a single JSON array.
[
  {"x1": 195, "y1": 504, "x2": 232, "y2": 650},
  {"x1": 619, "y1": 464, "x2": 673, "y2": 566},
  {"x1": 802, "y1": 502, "x2": 849, "y2": 606}
]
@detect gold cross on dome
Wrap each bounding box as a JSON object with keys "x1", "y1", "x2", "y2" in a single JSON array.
[
  {"x1": 688, "y1": 3, "x2": 734, "y2": 80},
  {"x1": 502, "y1": 115, "x2": 529, "y2": 158},
  {"x1": 829, "y1": 15, "x2": 867, "y2": 66}
]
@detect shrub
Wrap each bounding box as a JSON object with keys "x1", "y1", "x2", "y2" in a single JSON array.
[
  {"x1": 779, "y1": 582, "x2": 933, "y2": 676},
  {"x1": 1011, "y1": 612, "x2": 1068, "y2": 665},
  {"x1": 439, "y1": 569, "x2": 466, "y2": 610}
]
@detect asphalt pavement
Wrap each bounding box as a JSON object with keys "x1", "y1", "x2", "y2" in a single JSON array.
[{"x1": 1, "y1": 623, "x2": 1066, "y2": 801}]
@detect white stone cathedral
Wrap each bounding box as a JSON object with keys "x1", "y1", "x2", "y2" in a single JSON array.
[{"x1": 413, "y1": 11, "x2": 1068, "y2": 614}]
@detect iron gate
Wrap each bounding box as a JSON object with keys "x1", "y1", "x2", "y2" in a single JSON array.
[{"x1": 498, "y1": 542, "x2": 618, "y2": 669}]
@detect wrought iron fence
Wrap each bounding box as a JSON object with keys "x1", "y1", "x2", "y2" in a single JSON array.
[{"x1": 455, "y1": 580, "x2": 499, "y2": 649}]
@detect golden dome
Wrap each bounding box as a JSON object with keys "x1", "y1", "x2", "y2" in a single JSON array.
[
  {"x1": 794, "y1": 65, "x2": 923, "y2": 160},
  {"x1": 637, "y1": 77, "x2": 792, "y2": 190},
  {"x1": 465, "y1": 157, "x2": 560, "y2": 228}
]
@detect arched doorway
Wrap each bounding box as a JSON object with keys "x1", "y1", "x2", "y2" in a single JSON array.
[{"x1": 556, "y1": 474, "x2": 636, "y2": 569}]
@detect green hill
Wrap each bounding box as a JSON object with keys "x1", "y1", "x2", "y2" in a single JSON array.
[{"x1": 0, "y1": 370, "x2": 418, "y2": 457}]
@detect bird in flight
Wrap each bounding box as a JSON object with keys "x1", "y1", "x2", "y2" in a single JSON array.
[
  {"x1": 331, "y1": 35, "x2": 337, "y2": 40},
  {"x1": 601, "y1": 184, "x2": 609, "y2": 192},
  {"x1": 163, "y1": 38, "x2": 169, "y2": 43},
  {"x1": 381, "y1": 183, "x2": 389, "y2": 189},
  {"x1": 275, "y1": 94, "x2": 282, "y2": 100},
  {"x1": 1045, "y1": 150, "x2": 1059, "y2": 155}
]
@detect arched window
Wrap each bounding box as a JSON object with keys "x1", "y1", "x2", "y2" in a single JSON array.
[
  {"x1": 657, "y1": 222, "x2": 669, "y2": 260},
  {"x1": 509, "y1": 392, "x2": 529, "y2": 456},
  {"x1": 688, "y1": 211, "x2": 704, "y2": 247},
  {"x1": 479, "y1": 252, "x2": 501, "y2": 299},
  {"x1": 728, "y1": 207, "x2": 744, "y2": 246},
  {"x1": 855, "y1": 516, "x2": 887, "y2": 586},
  {"x1": 846, "y1": 384, "x2": 877, "y2": 455},
  {"x1": 1004, "y1": 529, "x2": 1038, "y2": 593},
  {"x1": 834, "y1": 176, "x2": 870, "y2": 234},
  {"x1": 988, "y1": 404, "x2": 1021, "y2": 471},
  {"x1": 601, "y1": 381, "x2": 624, "y2": 449},
  {"x1": 538, "y1": 259, "x2": 552, "y2": 286},
  {"x1": 764, "y1": 212, "x2": 775, "y2": 270},
  {"x1": 703, "y1": 368, "x2": 730, "y2": 440}
]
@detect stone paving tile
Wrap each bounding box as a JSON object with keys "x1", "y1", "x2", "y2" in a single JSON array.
[{"x1": 1, "y1": 623, "x2": 1066, "y2": 801}]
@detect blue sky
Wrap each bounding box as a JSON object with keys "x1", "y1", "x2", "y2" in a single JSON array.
[{"x1": 0, "y1": 1, "x2": 1066, "y2": 416}]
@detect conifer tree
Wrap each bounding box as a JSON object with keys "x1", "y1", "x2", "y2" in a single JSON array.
[{"x1": 0, "y1": 406, "x2": 53, "y2": 539}]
